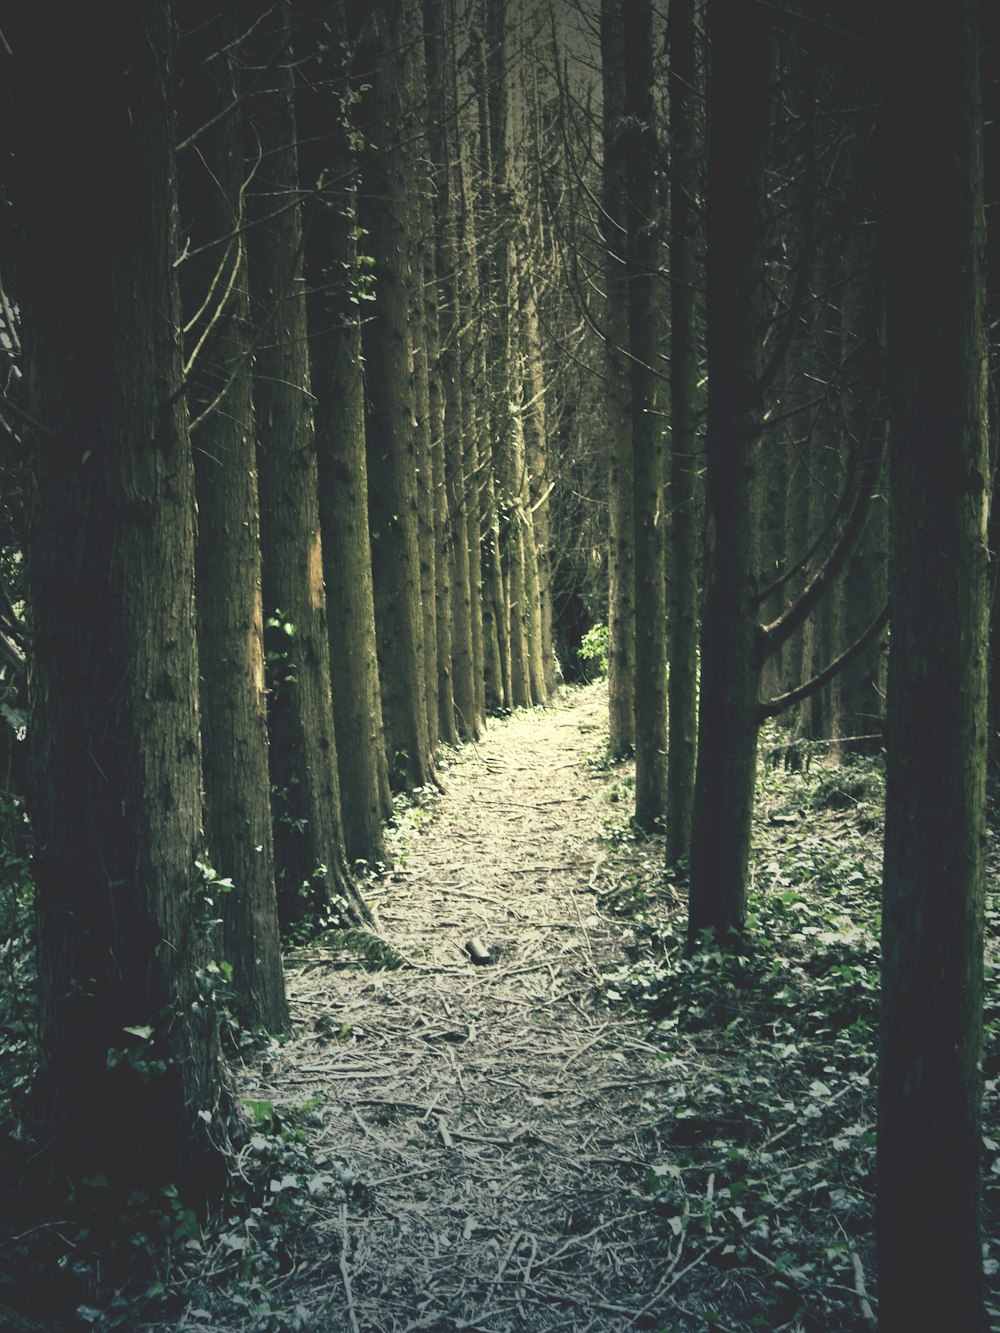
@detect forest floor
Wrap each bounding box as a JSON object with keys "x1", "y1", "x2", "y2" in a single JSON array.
[
  {"x1": 4, "y1": 681, "x2": 1000, "y2": 1331},
  {"x1": 225, "y1": 681, "x2": 685, "y2": 1333}
]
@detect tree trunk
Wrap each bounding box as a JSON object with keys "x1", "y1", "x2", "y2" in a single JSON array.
[
  {"x1": 600, "y1": 0, "x2": 637, "y2": 760},
  {"x1": 176, "y1": 1, "x2": 288, "y2": 1032},
  {"x1": 622, "y1": 0, "x2": 667, "y2": 830},
  {"x1": 985, "y1": 5, "x2": 1000, "y2": 779},
  {"x1": 456, "y1": 125, "x2": 489, "y2": 726},
  {"x1": 353, "y1": 0, "x2": 437, "y2": 790},
  {"x1": 411, "y1": 139, "x2": 441, "y2": 752},
  {"x1": 519, "y1": 264, "x2": 552, "y2": 704},
  {"x1": 687, "y1": 0, "x2": 769, "y2": 944},
  {"x1": 504, "y1": 253, "x2": 535, "y2": 709},
  {"x1": 245, "y1": 0, "x2": 368, "y2": 927},
  {"x1": 471, "y1": 18, "x2": 513, "y2": 714},
  {"x1": 665, "y1": 0, "x2": 702, "y2": 867},
  {"x1": 425, "y1": 0, "x2": 482, "y2": 740},
  {"x1": 299, "y1": 0, "x2": 393, "y2": 863},
  {"x1": 876, "y1": 2, "x2": 989, "y2": 1327},
  {"x1": 17, "y1": 0, "x2": 236, "y2": 1192},
  {"x1": 838, "y1": 243, "x2": 887, "y2": 752},
  {"x1": 410, "y1": 4, "x2": 457, "y2": 749}
]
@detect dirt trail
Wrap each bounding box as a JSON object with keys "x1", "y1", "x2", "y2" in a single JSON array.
[{"x1": 242, "y1": 683, "x2": 677, "y2": 1332}]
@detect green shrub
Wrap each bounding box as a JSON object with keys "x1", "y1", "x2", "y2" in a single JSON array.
[{"x1": 578, "y1": 623, "x2": 609, "y2": 678}]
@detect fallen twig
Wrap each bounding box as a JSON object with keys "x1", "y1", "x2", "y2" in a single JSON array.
[
  {"x1": 851, "y1": 1249, "x2": 877, "y2": 1330},
  {"x1": 339, "y1": 1204, "x2": 361, "y2": 1333}
]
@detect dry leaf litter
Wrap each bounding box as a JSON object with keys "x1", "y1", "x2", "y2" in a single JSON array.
[{"x1": 201, "y1": 683, "x2": 692, "y2": 1331}]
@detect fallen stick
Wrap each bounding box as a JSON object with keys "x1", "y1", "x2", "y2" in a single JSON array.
[
  {"x1": 339, "y1": 1204, "x2": 361, "y2": 1333},
  {"x1": 850, "y1": 1250, "x2": 877, "y2": 1330}
]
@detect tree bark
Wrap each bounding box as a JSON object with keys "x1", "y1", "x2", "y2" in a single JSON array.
[
  {"x1": 456, "y1": 120, "x2": 489, "y2": 726},
  {"x1": 687, "y1": 0, "x2": 769, "y2": 943},
  {"x1": 409, "y1": 68, "x2": 442, "y2": 753},
  {"x1": 176, "y1": 0, "x2": 289, "y2": 1033},
  {"x1": 600, "y1": 0, "x2": 637, "y2": 760},
  {"x1": 876, "y1": 2, "x2": 989, "y2": 1327},
  {"x1": 665, "y1": 0, "x2": 702, "y2": 867},
  {"x1": 471, "y1": 17, "x2": 513, "y2": 713},
  {"x1": 425, "y1": 0, "x2": 482, "y2": 740},
  {"x1": 622, "y1": 0, "x2": 667, "y2": 830},
  {"x1": 299, "y1": 0, "x2": 393, "y2": 863},
  {"x1": 17, "y1": 0, "x2": 236, "y2": 1192},
  {"x1": 519, "y1": 262, "x2": 552, "y2": 704},
  {"x1": 245, "y1": 0, "x2": 369, "y2": 927},
  {"x1": 353, "y1": 0, "x2": 437, "y2": 789},
  {"x1": 838, "y1": 240, "x2": 887, "y2": 752}
]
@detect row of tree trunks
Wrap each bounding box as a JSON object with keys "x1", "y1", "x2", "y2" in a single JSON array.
[
  {"x1": 348, "y1": 0, "x2": 553, "y2": 780},
  {"x1": 16, "y1": 0, "x2": 238, "y2": 1192},
  {"x1": 11, "y1": 0, "x2": 561, "y2": 1206}
]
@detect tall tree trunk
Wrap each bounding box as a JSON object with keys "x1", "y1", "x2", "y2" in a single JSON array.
[
  {"x1": 176, "y1": 1, "x2": 288, "y2": 1032},
  {"x1": 456, "y1": 126, "x2": 489, "y2": 725},
  {"x1": 426, "y1": 0, "x2": 482, "y2": 741},
  {"x1": 471, "y1": 17, "x2": 512, "y2": 713},
  {"x1": 687, "y1": 0, "x2": 769, "y2": 943},
  {"x1": 245, "y1": 0, "x2": 368, "y2": 927},
  {"x1": 622, "y1": 0, "x2": 667, "y2": 830},
  {"x1": 985, "y1": 6, "x2": 1000, "y2": 778},
  {"x1": 791, "y1": 416, "x2": 819, "y2": 742},
  {"x1": 519, "y1": 263, "x2": 551, "y2": 704},
  {"x1": 504, "y1": 251, "x2": 535, "y2": 708},
  {"x1": 665, "y1": 0, "x2": 702, "y2": 867},
  {"x1": 600, "y1": 0, "x2": 636, "y2": 760},
  {"x1": 299, "y1": 0, "x2": 392, "y2": 863},
  {"x1": 410, "y1": 6, "x2": 458, "y2": 749},
  {"x1": 17, "y1": 0, "x2": 236, "y2": 1192},
  {"x1": 876, "y1": 2, "x2": 989, "y2": 1327},
  {"x1": 411, "y1": 140, "x2": 441, "y2": 752},
  {"x1": 431, "y1": 336, "x2": 459, "y2": 745},
  {"x1": 353, "y1": 0, "x2": 437, "y2": 789},
  {"x1": 838, "y1": 241, "x2": 887, "y2": 752}
]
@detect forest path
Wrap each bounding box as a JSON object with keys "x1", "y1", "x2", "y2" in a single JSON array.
[{"x1": 241, "y1": 683, "x2": 677, "y2": 1332}]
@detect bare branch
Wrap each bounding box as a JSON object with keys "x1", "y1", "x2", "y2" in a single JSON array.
[{"x1": 758, "y1": 602, "x2": 889, "y2": 721}]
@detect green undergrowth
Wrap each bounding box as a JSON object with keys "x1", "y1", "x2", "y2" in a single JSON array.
[
  {"x1": 597, "y1": 735, "x2": 1000, "y2": 1331},
  {"x1": 0, "y1": 775, "x2": 447, "y2": 1328},
  {"x1": 0, "y1": 1083, "x2": 358, "y2": 1331}
]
